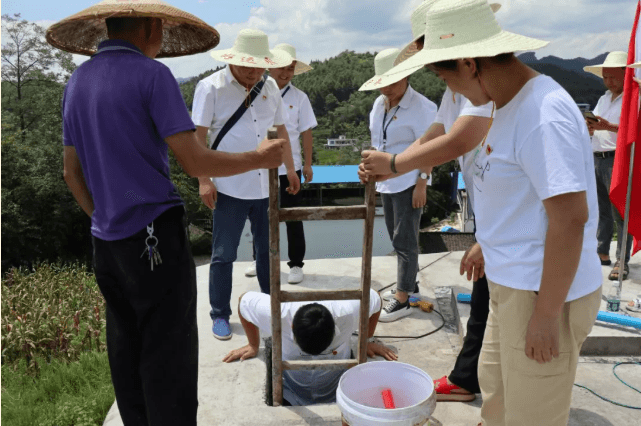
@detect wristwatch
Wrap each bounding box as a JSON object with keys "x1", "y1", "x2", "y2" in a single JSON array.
[{"x1": 419, "y1": 172, "x2": 429, "y2": 180}]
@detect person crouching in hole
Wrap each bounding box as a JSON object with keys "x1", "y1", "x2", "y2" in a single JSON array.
[{"x1": 223, "y1": 289, "x2": 397, "y2": 406}]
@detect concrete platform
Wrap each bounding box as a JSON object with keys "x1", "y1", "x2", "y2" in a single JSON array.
[{"x1": 104, "y1": 249, "x2": 641, "y2": 426}]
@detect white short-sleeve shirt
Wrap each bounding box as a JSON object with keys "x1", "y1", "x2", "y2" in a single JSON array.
[
  {"x1": 434, "y1": 87, "x2": 493, "y2": 211},
  {"x1": 239, "y1": 289, "x2": 382, "y2": 406},
  {"x1": 472, "y1": 75, "x2": 601, "y2": 301},
  {"x1": 591, "y1": 90, "x2": 623, "y2": 152},
  {"x1": 369, "y1": 85, "x2": 437, "y2": 194},
  {"x1": 277, "y1": 82, "x2": 318, "y2": 175},
  {"x1": 191, "y1": 66, "x2": 286, "y2": 199}
]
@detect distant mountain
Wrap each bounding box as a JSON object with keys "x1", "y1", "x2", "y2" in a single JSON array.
[
  {"x1": 518, "y1": 52, "x2": 608, "y2": 109},
  {"x1": 175, "y1": 77, "x2": 191, "y2": 84}
]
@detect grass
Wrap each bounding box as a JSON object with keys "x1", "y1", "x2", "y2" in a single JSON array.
[{"x1": 1, "y1": 352, "x2": 114, "y2": 426}]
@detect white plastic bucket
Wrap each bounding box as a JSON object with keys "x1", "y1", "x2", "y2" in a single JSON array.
[{"x1": 336, "y1": 361, "x2": 436, "y2": 426}]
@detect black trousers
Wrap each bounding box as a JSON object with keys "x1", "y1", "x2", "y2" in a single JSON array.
[
  {"x1": 92, "y1": 206, "x2": 198, "y2": 426},
  {"x1": 448, "y1": 275, "x2": 490, "y2": 394},
  {"x1": 253, "y1": 170, "x2": 306, "y2": 268}
]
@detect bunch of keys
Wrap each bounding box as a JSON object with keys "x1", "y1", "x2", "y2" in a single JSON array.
[{"x1": 140, "y1": 223, "x2": 162, "y2": 271}]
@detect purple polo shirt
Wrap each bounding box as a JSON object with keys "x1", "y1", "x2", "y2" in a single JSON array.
[{"x1": 62, "y1": 40, "x2": 195, "y2": 241}]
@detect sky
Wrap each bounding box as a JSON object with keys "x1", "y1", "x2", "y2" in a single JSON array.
[{"x1": 1, "y1": 0, "x2": 637, "y2": 79}]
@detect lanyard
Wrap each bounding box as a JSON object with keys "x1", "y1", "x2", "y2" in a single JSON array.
[
  {"x1": 281, "y1": 85, "x2": 291, "y2": 98},
  {"x1": 381, "y1": 105, "x2": 400, "y2": 151}
]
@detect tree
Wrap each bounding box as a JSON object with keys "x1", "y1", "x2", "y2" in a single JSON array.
[{"x1": 1, "y1": 14, "x2": 75, "y2": 139}]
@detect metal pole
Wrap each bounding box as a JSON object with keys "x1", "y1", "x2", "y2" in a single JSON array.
[{"x1": 617, "y1": 142, "x2": 636, "y2": 293}]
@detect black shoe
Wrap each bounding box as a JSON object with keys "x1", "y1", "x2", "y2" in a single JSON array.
[{"x1": 379, "y1": 298, "x2": 412, "y2": 322}]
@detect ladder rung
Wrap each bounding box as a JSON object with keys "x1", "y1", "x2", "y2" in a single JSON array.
[
  {"x1": 279, "y1": 206, "x2": 367, "y2": 222},
  {"x1": 280, "y1": 289, "x2": 363, "y2": 302},
  {"x1": 283, "y1": 359, "x2": 359, "y2": 371}
]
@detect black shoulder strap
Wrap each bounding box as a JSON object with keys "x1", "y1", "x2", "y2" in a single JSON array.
[{"x1": 211, "y1": 75, "x2": 267, "y2": 151}]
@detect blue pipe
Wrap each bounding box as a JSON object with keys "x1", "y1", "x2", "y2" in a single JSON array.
[{"x1": 457, "y1": 292, "x2": 641, "y2": 330}]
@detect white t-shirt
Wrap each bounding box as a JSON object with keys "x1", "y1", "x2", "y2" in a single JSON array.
[
  {"x1": 277, "y1": 82, "x2": 318, "y2": 175},
  {"x1": 472, "y1": 75, "x2": 601, "y2": 302},
  {"x1": 239, "y1": 289, "x2": 382, "y2": 406},
  {"x1": 592, "y1": 90, "x2": 623, "y2": 152},
  {"x1": 191, "y1": 66, "x2": 286, "y2": 200},
  {"x1": 369, "y1": 85, "x2": 437, "y2": 194},
  {"x1": 434, "y1": 87, "x2": 493, "y2": 211}
]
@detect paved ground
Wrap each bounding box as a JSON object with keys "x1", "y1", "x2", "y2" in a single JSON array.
[{"x1": 103, "y1": 248, "x2": 640, "y2": 426}]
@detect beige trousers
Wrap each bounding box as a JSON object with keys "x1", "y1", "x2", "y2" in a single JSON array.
[{"x1": 478, "y1": 280, "x2": 601, "y2": 426}]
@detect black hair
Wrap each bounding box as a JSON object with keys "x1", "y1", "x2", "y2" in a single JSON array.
[
  {"x1": 292, "y1": 303, "x2": 335, "y2": 355},
  {"x1": 106, "y1": 17, "x2": 159, "y2": 37},
  {"x1": 430, "y1": 52, "x2": 515, "y2": 72}
]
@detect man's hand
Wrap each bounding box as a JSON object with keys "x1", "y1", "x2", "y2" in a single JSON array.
[
  {"x1": 358, "y1": 163, "x2": 392, "y2": 184},
  {"x1": 525, "y1": 310, "x2": 560, "y2": 364},
  {"x1": 361, "y1": 150, "x2": 393, "y2": 176},
  {"x1": 222, "y1": 344, "x2": 259, "y2": 363},
  {"x1": 460, "y1": 242, "x2": 485, "y2": 282},
  {"x1": 367, "y1": 342, "x2": 398, "y2": 361},
  {"x1": 303, "y1": 164, "x2": 313, "y2": 183},
  {"x1": 199, "y1": 180, "x2": 217, "y2": 210},
  {"x1": 591, "y1": 116, "x2": 618, "y2": 133},
  {"x1": 286, "y1": 169, "x2": 301, "y2": 195},
  {"x1": 257, "y1": 138, "x2": 285, "y2": 169},
  {"x1": 412, "y1": 183, "x2": 427, "y2": 209}
]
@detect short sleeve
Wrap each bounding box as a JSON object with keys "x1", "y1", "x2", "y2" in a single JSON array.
[
  {"x1": 369, "y1": 289, "x2": 382, "y2": 316},
  {"x1": 517, "y1": 121, "x2": 588, "y2": 201},
  {"x1": 297, "y1": 93, "x2": 318, "y2": 133},
  {"x1": 61, "y1": 85, "x2": 74, "y2": 147},
  {"x1": 459, "y1": 98, "x2": 493, "y2": 119},
  {"x1": 191, "y1": 79, "x2": 216, "y2": 128},
  {"x1": 592, "y1": 95, "x2": 604, "y2": 116},
  {"x1": 434, "y1": 88, "x2": 452, "y2": 125},
  {"x1": 148, "y1": 66, "x2": 195, "y2": 139},
  {"x1": 416, "y1": 97, "x2": 438, "y2": 139},
  {"x1": 273, "y1": 95, "x2": 286, "y2": 127},
  {"x1": 239, "y1": 292, "x2": 273, "y2": 333}
]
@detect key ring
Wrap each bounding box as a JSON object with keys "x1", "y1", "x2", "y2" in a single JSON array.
[{"x1": 145, "y1": 235, "x2": 158, "y2": 247}]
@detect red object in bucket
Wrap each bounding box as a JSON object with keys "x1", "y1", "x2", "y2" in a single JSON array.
[{"x1": 381, "y1": 388, "x2": 396, "y2": 409}]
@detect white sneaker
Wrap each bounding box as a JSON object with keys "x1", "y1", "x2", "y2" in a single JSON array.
[
  {"x1": 245, "y1": 261, "x2": 257, "y2": 277},
  {"x1": 379, "y1": 298, "x2": 412, "y2": 323},
  {"x1": 288, "y1": 266, "x2": 304, "y2": 284},
  {"x1": 381, "y1": 283, "x2": 421, "y2": 301}
]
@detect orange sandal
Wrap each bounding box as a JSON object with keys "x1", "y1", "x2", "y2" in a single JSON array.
[{"x1": 434, "y1": 376, "x2": 476, "y2": 402}]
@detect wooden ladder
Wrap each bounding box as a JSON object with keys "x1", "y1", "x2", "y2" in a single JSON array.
[{"x1": 267, "y1": 128, "x2": 376, "y2": 406}]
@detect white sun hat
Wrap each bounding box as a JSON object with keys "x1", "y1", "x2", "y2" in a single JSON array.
[
  {"x1": 583, "y1": 51, "x2": 629, "y2": 77},
  {"x1": 394, "y1": 0, "x2": 502, "y2": 66},
  {"x1": 391, "y1": 0, "x2": 548, "y2": 75},
  {"x1": 358, "y1": 48, "x2": 423, "y2": 91},
  {"x1": 273, "y1": 43, "x2": 313, "y2": 75},
  {"x1": 210, "y1": 29, "x2": 292, "y2": 68},
  {"x1": 46, "y1": 0, "x2": 220, "y2": 58},
  {"x1": 629, "y1": 61, "x2": 641, "y2": 68}
]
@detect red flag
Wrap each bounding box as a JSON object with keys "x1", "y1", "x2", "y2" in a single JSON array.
[{"x1": 610, "y1": 0, "x2": 641, "y2": 256}]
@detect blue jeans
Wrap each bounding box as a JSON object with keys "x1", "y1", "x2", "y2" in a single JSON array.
[{"x1": 209, "y1": 192, "x2": 270, "y2": 321}]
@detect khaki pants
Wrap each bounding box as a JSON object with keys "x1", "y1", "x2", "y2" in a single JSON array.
[{"x1": 479, "y1": 280, "x2": 601, "y2": 426}]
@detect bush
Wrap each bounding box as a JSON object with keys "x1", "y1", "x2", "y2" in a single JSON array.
[{"x1": 1, "y1": 263, "x2": 106, "y2": 372}]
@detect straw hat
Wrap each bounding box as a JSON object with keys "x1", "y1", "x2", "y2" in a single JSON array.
[
  {"x1": 391, "y1": 0, "x2": 548, "y2": 75},
  {"x1": 273, "y1": 44, "x2": 313, "y2": 75},
  {"x1": 394, "y1": 0, "x2": 502, "y2": 66},
  {"x1": 629, "y1": 61, "x2": 641, "y2": 68},
  {"x1": 210, "y1": 29, "x2": 292, "y2": 69},
  {"x1": 583, "y1": 52, "x2": 629, "y2": 77},
  {"x1": 46, "y1": 0, "x2": 220, "y2": 58},
  {"x1": 358, "y1": 48, "x2": 423, "y2": 91}
]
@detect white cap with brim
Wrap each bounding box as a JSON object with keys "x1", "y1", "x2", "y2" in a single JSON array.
[
  {"x1": 390, "y1": 0, "x2": 548, "y2": 76},
  {"x1": 394, "y1": 0, "x2": 502, "y2": 66},
  {"x1": 210, "y1": 28, "x2": 292, "y2": 69},
  {"x1": 583, "y1": 51, "x2": 629, "y2": 77},
  {"x1": 273, "y1": 43, "x2": 313, "y2": 75},
  {"x1": 359, "y1": 48, "x2": 423, "y2": 91}
]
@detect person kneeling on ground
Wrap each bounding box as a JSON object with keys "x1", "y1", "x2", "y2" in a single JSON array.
[{"x1": 223, "y1": 289, "x2": 396, "y2": 406}]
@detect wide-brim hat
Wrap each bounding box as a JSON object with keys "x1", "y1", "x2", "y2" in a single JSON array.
[
  {"x1": 358, "y1": 48, "x2": 423, "y2": 91},
  {"x1": 210, "y1": 29, "x2": 292, "y2": 69},
  {"x1": 390, "y1": 0, "x2": 548, "y2": 76},
  {"x1": 46, "y1": 0, "x2": 220, "y2": 58},
  {"x1": 629, "y1": 61, "x2": 641, "y2": 68},
  {"x1": 394, "y1": 1, "x2": 502, "y2": 66},
  {"x1": 273, "y1": 43, "x2": 313, "y2": 75},
  {"x1": 584, "y1": 51, "x2": 629, "y2": 77}
]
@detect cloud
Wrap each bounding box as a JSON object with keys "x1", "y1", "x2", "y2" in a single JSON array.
[{"x1": 7, "y1": 1, "x2": 633, "y2": 79}]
